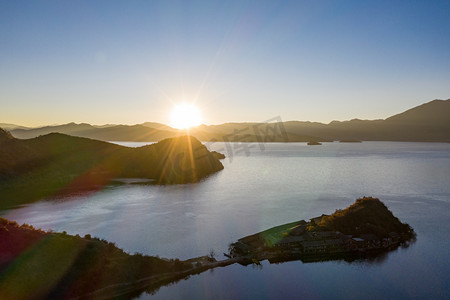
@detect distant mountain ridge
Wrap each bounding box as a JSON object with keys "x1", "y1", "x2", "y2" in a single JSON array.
[
  {"x1": 0, "y1": 123, "x2": 30, "y2": 130},
  {"x1": 9, "y1": 123, "x2": 180, "y2": 141},
  {"x1": 386, "y1": 99, "x2": 450, "y2": 123},
  {"x1": 4, "y1": 99, "x2": 450, "y2": 142}
]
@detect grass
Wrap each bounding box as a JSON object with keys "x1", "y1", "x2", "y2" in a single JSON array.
[{"x1": 259, "y1": 221, "x2": 302, "y2": 246}]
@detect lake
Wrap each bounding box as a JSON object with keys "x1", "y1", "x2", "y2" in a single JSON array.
[{"x1": 2, "y1": 142, "x2": 449, "y2": 299}]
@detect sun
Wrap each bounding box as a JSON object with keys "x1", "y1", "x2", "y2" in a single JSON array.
[{"x1": 170, "y1": 103, "x2": 203, "y2": 129}]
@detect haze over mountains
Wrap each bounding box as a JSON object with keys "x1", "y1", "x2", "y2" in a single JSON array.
[{"x1": 5, "y1": 99, "x2": 450, "y2": 142}]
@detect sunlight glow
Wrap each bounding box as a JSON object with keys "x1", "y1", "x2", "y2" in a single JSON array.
[{"x1": 170, "y1": 104, "x2": 202, "y2": 129}]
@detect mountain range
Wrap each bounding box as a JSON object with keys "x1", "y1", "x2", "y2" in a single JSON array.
[{"x1": 4, "y1": 99, "x2": 450, "y2": 143}]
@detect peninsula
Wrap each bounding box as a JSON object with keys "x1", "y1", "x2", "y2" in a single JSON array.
[
  {"x1": 228, "y1": 197, "x2": 415, "y2": 264},
  {"x1": 0, "y1": 130, "x2": 224, "y2": 209},
  {"x1": 0, "y1": 197, "x2": 415, "y2": 299}
]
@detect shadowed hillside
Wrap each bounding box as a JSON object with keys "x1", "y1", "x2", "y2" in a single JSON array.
[
  {"x1": 317, "y1": 197, "x2": 415, "y2": 239},
  {"x1": 281, "y1": 99, "x2": 450, "y2": 142},
  {"x1": 0, "y1": 218, "x2": 197, "y2": 299},
  {"x1": 0, "y1": 130, "x2": 224, "y2": 209}
]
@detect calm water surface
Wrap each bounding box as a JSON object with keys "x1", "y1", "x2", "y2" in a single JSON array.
[{"x1": 2, "y1": 142, "x2": 449, "y2": 299}]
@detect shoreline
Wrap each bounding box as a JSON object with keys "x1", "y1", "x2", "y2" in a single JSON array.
[{"x1": 80, "y1": 256, "x2": 244, "y2": 299}]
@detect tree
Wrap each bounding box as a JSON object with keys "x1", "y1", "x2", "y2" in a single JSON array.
[{"x1": 208, "y1": 249, "x2": 216, "y2": 261}]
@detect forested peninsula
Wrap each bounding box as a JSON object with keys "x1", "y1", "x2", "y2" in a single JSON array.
[
  {"x1": 0, "y1": 198, "x2": 415, "y2": 299},
  {"x1": 229, "y1": 197, "x2": 416, "y2": 264},
  {"x1": 0, "y1": 129, "x2": 224, "y2": 209}
]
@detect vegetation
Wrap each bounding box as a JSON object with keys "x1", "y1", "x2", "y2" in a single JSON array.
[
  {"x1": 0, "y1": 217, "x2": 193, "y2": 299},
  {"x1": 0, "y1": 130, "x2": 223, "y2": 209},
  {"x1": 339, "y1": 139, "x2": 362, "y2": 143},
  {"x1": 0, "y1": 197, "x2": 417, "y2": 298},
  {"x1": 258, "y1": 221, "x2": 302, "y2": 247},
  {"x1": 229, "y1": 197, "x2": 415, "y2": 262},
  {"x1": 316, "y1": 197, "x2": 415, "y2": 239}
]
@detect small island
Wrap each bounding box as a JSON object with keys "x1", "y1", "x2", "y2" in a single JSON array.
[
  {"x1": 307, "y1": 141, "x2": 322, "y2": 145},
  {"x1": 339, "y1": 139, "x2": 362, "y2": 143},
  {"x1": 228, "y1": 197, "x2": 415, "y2": 264}
]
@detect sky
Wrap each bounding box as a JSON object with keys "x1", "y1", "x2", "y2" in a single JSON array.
[{"x1": 1, "y1": 0, "x2": 449, "y2": 127}]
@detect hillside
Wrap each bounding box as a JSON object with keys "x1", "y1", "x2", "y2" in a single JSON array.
[
  {"x1": 317, "y1": 197, "x2": 415, "y2": 239},
  {"x1": 281, "y1": 99, "x2": 450, "y2": 142},
  {"x1": 0, "y1": 130, "x2": 224, "y2": 209},
  {"x1": 386, "y1": 99, "x2": 450, "y2": 124},
  {"x1": 228, "y1": 197, "x2": 415, "y2": 264},
  {"x1": 0, "y1": 217, "x2": 193, "y2": 299}
]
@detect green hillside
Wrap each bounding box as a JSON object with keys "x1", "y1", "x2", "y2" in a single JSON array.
[{"x1": 0, "y1": 130, "x2": 224, "y2": 209}]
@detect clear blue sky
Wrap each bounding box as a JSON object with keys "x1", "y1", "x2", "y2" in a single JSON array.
[{"x1": 1, "y1": 0, "x2": 449, "y2": 126}]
